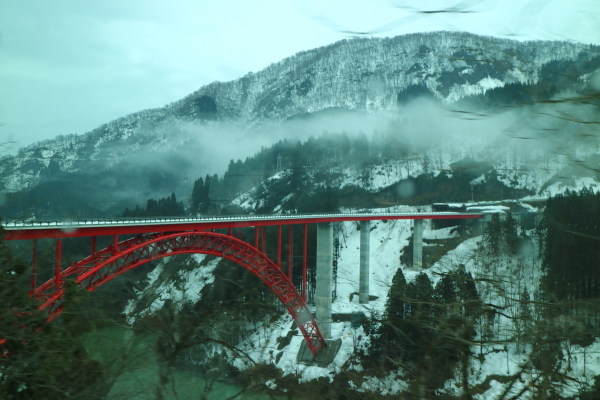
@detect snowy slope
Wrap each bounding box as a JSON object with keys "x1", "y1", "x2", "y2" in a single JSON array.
[
  {"x1": 171, "y1": 32, "x2": 600, "y2": 123},
  {"x1": 2, "y1": 32, "x2": 599, "y2": 195},
  {"x1": 120, "y1": 190, "x2": 600, "y2": 398}
]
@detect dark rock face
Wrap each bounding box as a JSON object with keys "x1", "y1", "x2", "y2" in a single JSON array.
[
  {"x1": 188, "y1": 95, "x2": 218, "y2": 120},
  {"x1": 397, "y1": 85, "x2": 432, "y2": 104}
]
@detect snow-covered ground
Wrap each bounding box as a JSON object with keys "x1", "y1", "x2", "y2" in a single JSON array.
[
  {"x1": 123, "y1": 254, "x2": 219, "y2": 325},
  {"x1": 122, "y1": 198, "x2": 600, "y2": 398},
  {"x1": 178, "y1": 205, "x2": 423, "y2": 383},
  {"x1": 235, "y1": 208, "x2": 599, "y2": 398}
]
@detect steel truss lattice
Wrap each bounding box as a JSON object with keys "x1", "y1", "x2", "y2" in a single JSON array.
[{"x1": 34, "y1": 231, "x2": 327, "y2": 355}]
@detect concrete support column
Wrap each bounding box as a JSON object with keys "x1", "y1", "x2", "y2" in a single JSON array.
[
  {"x1": 413, "y1": 219, "x2": 424, "y2": 269},
  {"x1": 316, "y1": 222, "x2": 333, "y2": 339},
  {"x1": 482, "y1": 213, "x2": 492, "y2": 232},
  {"x1": 359, "y1": 220, "x2": 370, "y2": 304},
  {"x1": 472, "y1": 218, "x2": 482, "y2": 236}
]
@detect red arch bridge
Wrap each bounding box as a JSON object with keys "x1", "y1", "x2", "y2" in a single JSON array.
[{"x1": 3, "y1": 211, "x2": 481, "y2": 355}]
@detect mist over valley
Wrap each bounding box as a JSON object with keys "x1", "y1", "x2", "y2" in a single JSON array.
[{"x1": 1, "y1": 31, "x2": 599, "y2": 220}]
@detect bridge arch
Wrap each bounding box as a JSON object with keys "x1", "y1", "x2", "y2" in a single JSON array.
[{"x1": 35, "y1": 231, "x2": 326, "y2": 354}]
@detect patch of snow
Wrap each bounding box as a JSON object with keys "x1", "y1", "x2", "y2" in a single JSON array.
[
  {"x1": 423, "y1": 226, "x2": 460, "y2": 240},
  {"x1": 445, "y1": 75, "x2": 505, "y2": 102},
  {"x1": 467, "y1": 205, "x2": 510, "y2": 213},
  {"x1": 359, "y1": 373, "x2": 408, "y2": 395},
  {"x1": 123, "y1": 254, "x2": 218, "y2": 324},
  {"x1": 517, "y1": 201, "x2": 540, "y2": 213},
  {"x1": 470, "y1": 174, "x2": 486, "y2": 185},
  {"x1": 541, "y1": 177, "x2": 600, "y2": 197},
  {"x1": 478, "y1": 76, "x2": 505, "y2": 91},
  {"x1": 336, "y1": 159, "x2": 428, "y2": 192}
]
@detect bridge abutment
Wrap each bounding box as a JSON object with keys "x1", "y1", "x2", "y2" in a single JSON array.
[
  {"x1": 316, "y1": 222, "x2": 333, "y2": 339},
  {"x1": 413, "y1": 219, "x2": 424, "y2": 270},
  {"x1": 359, "y1": 220, "x2": 370, "y2": 304}
]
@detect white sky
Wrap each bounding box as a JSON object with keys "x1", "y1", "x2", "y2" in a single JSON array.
[{"x1": 0, "y1": 0, "x2": 599, "y2": 151}]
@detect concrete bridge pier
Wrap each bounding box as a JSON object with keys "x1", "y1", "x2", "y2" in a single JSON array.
[
  {"x1": 472, "y1": 217, "x2": 483, "y2": 236},
  {"x1": 298, "y1": 221, "x2": 343, "y2": 365},
  {"x1": 413, "y1": 219, "x2": 424, "y2": 270},
  {"x1": 359, "y1": 220, "x2": 370, "y2": 304},
  {"x1": 316, "y1": 222, "x2": 333, "y2": 339},
  {"x1": 473, "y1": 213, "x2": 491, "y2": 235}
]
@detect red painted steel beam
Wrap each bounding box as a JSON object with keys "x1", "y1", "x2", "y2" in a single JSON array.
[
  {"x1": 303, "y1": 223, "x2": 307, "y2": 302},
  {"x1": 34, "y1": 231, "x2": 328, "y2": 354},
  {"x1": 288, "y1": 225, "x2": 293, "y2": 281},
  {"x1": 29, "y1": 239, "x2": 37, "y2": 297},
  {"x1": 54, "y1": 238, "x2": 62, "y2": 289},
  {"x1": 277, "y1": 225, "x2": 282, "y2": 268},
  {"x1": 2, "y1": 213, "x2": 482, "y2": 241}
]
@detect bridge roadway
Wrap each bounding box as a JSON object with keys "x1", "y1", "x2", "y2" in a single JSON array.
[{"x1": 1, "y1": 211, "x2": 483, "y2": 240}]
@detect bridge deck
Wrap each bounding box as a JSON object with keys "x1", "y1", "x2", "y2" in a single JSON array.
[{"x1": 2, "y1": 212, "x2": 482, "y2": 240}]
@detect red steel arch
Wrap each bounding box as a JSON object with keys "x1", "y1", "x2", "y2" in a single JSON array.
[{"x1": 34, "y1": 231, "x2": 326, "y2": 355}]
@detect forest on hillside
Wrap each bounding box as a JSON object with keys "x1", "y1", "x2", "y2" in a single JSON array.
[
  {"x1": 0, "y1": 114, "x2": 539, "y2": 221},
  {"x1": 3, "y1": 188, "x2": 600, "y2": 399},
  {"x1": 184, "y1": 127, "x2": 532, "y2": 216}
]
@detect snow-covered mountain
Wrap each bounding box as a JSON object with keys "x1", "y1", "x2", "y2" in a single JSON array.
[
  {"x1": 171, "y1": 31, "x2": 599, "y2": 121},
  {"x1": 1, "y1": 31, "x2": 599, "y2": 203}
]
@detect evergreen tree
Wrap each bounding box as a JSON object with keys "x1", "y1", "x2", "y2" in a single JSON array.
[
  {"x1": 515, "y1": 287, "x2": 533, "y2": 352},
  {"x1": 377, "y1": 268, "x2": 408, "y2": 367},
  {"x1": 502, "y1": 212, "x2": 519, "y2": 254},
  {"x1": 146, "y1": 198, "x2": 159, "y2": 215},
  {"x1": 200, "y1": 175, "x2": 212, "y2": 213},
  {"x1": 434, "y1": 273, "x2": 458, "y2": 317},
  {"x1": 0, "y1": 224, "x2": 105, "y2": 399},
  {"x1": 204, "y1": 174, "x2": 211, "y2": 200},
  {"x1": 289, "y1": 142, "x2": 305, "y2": 191},
  {"x1": 351, "y1": 132, "x2": 370, "y2": 165},
  {"x1": 121, "y1": 193, "x2": 185, "y2": 218},
  {"x1": 403, "y1": 273, "x2": 434, "y2": 364},
  {"x1": 483, "y1": 213, "x2": 503, "y2": 256},
  {"x1": 210, "y1": 174, "x2": 220, "y2": 198},
  {"x1": 542, "y1": 187, "x2": 600, "y2": 316},
  {"x1": 454, "y1": 265, "x2": 480, "y2": 319},
  {"x1": 374, "y1": 269, "x2": 481, "y2": 393},
  {"x1": 339, "y1": 132, "x2": 351, "y2": 164},
  {"x1": 191, "y1": 177, "x2": 205, "y2": 212},
  {"x1": 322, "y1": 187, "x2": 339, "y2": 212}
]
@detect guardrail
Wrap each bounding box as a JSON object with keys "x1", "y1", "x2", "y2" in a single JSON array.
[{"x1": 1, "y1": 211, "x2": 481, "y2": 228}]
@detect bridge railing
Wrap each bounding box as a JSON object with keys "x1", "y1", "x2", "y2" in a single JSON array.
[{"x1": 1, "y1": 211, "x2": 480, "y2": 228}]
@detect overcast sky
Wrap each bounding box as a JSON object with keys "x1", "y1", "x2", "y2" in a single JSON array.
[{"x1": 1, "y1": 0, "x2": 599, "y2": 151}]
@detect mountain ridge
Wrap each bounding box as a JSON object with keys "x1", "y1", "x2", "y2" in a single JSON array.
[
  {"x1": 15, "y1": 31, "x2": 600, "y2": 154},
  {"x1": 1, "y1": 31, "x2": 599, "y2": 216},
  {"x1": 169, "y1": 31, "x2": 600, "y2": 121}
]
